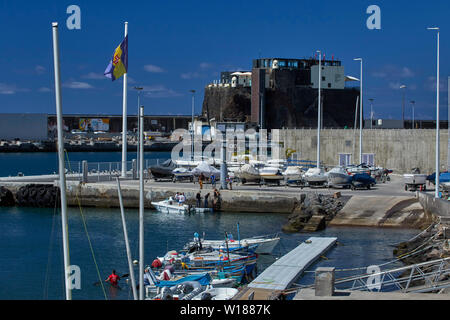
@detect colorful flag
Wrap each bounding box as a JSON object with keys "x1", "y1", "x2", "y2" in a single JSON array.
[{"x1": 104, "y1": 35, "x2": 128, "y2": 81}]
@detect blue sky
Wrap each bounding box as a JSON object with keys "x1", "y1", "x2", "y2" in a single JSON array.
[{"x1": 0, "y1": 0, "x2": 449, "y2": 120}]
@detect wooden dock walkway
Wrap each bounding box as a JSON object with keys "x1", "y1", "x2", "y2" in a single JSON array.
[{"x1": 236, "y1": 237, "x2": 337, "y2": 300}]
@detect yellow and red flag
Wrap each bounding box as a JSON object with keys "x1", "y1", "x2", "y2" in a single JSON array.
[{"x1": 104, "y1": 35, "x2": 128, "y2": 81}]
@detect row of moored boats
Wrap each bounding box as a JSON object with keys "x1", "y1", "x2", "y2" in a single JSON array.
[{"x1": 143, "y1": 232, "x2": 280, "y2": 300}]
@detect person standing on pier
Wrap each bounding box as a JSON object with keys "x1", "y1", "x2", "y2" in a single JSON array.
[
  {"x1": 199, "y1": 173, "x2": 204, "y2": 189},
  {"x1": 196, "y1": 191, "x2": 202, "y2": 208},
  {"x1": 204, "y1": 192, "x2": 210, "y2": 208},
  {"x1": 211, "y1": 174, "x2": 216, "y2": 189}
]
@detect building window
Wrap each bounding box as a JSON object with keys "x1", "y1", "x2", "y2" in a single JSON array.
[
  {"x1": 339, "y1": 154, "x2": 352, "y2": 167},
  {"x1": 362, "y1": 153, "x2": 375, "y2": 166},
  {"x1": 322, "y1": 76, "x2": 326, "y2": 81},
  {"x1": 328, "y1": 83, "x2": 331, "y2": 88},
  {"x1": 279, "y1": 60, "x2": 286, "y2": 67}
]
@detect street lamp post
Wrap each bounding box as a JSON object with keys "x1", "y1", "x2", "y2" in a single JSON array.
[
  {"x1": 354, "y1": 58, "x2": 363, "y2": 164},
  {"x1": 428, "y1": 27, "x2": 440, "y2": 198},
  {"x1": 369, "y1": 98, "x2": 374, "y2": 129},
  {"x1": 134, "y1": 87, "x2": 143, "y2": 177},
  {"x1": 400, "y1": 85, "x2": 407, "y2": 129},
  {"x1": 410, "y1": 100, "x2": 415, "y2": 129},
  {"x1": 189, "y1": 90, "x2": 196, "y2": 162}
]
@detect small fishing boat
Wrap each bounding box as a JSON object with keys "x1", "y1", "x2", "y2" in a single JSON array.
[
  {"x1": 151, "y1": 198, "x2": 192, "y2": 214},
  {"x1": 171, "y1": 167, "x2": 194, "y2": 183},
  {"x1": 191, "y1": 162, "x2": 221, "y2": 180},
  {"x1": 351, "y1": 173, "x2": 376, "y2": 190},
  {"x1": 145, "y1": 268, "x2": 212, "y2": 300},
  {"x1": 304, "y1": 167, "x2": 327, "y2": 186},
  {"x1": 283, "y1": 166, "x2": 304, "y2": 182},
  {"x1": 326, "y1": 166, "x2": 352, "y2": 188},
  {"x1": 236, "y1": 164, "x2": 260, "y2": 184},
  {"x1": 259, "y1": 166, "x2": 284, "y2": 184},
  {"x1": 191, "y1": 287, "x2": 239, "y2": 300},
  {"x1": 346, "y1": 163, "x2": 371, "y2": 176},
  {"x1": 185, "y1": 234, "x2": 280, "y2": 254},
  {"x1": 148, "y1": 159, "x2": 177, "y2": 181}
]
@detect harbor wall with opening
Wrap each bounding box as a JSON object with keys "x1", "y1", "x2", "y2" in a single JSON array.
[{"x1": 279, "y1": 129, "x2": 448, "y2": 174}]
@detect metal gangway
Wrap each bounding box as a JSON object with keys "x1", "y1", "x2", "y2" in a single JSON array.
[{"x1": 333, "y1": 257, "x2": 450, "y2": 294}]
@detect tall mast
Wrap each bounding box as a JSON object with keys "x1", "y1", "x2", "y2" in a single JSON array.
[{"x1": 52, "y1": 22, "x2": 71, "y2": 300}]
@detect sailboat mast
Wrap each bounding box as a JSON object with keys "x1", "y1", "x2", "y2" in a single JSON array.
[
  {"x1": 52, "y1": 22, "x2": 71, "y2": 300},
  {"x1": 116, "y1": 178, "x2": 138, "y2": 300},
  {"x1": 139, "y1": 106, "x2": 145, "y2": 300}
]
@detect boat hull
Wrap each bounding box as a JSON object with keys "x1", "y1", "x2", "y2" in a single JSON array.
[
  {"x1": 328, "y1": 172, "x2": 352, "y2": 186},
  {"x1": 151, "y1": 201, "x2": 190, "y2": 214}
]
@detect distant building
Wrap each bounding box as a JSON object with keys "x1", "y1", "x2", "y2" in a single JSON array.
[{"x1": 203, "y1": 56, "x2": 360, "y2": 130}]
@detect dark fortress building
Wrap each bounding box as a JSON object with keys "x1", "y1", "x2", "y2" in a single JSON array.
[{"x1": 202, "y1": 57, "x2": 361, "y2": 129}]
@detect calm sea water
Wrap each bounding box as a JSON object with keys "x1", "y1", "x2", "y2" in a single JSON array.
[
  {"x1": 0, "y1": 152, "x2": 419, "y2": 300},
  {"x1": 0, "y1": 151, "x2": 171, "y2": 177}
]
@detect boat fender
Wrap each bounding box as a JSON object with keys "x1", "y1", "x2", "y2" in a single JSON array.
[{"x1": 151, "y1": 259, "x2": 162, "y2": 268}]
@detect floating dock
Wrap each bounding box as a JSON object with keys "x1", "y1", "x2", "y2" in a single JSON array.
[{"x1": 236, "y1": 237, "x2": 337, "y2": 300}]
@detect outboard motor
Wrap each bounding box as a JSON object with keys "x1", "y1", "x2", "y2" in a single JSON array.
[{"x1": 201, "y1": 292, "x2": 213, "y2": 300}]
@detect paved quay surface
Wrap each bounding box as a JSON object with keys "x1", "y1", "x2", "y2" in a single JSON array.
[
  {"x1": 98, "y1": 174, "x2": 420, "y2": 198},
  {"x1": 293, "y1": 288, "x2": 450, "y2": 300}
]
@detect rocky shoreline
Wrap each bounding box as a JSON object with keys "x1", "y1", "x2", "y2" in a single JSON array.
[{"x1": 282, "y1": 193, "x2": 346, "y2": 233}]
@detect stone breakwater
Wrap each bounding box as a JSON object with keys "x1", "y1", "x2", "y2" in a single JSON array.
[
  {"x1": 0, "y1": 181, "x2": 429, "y2": 232},
  {"x1": 282, "y1": 193, "x2": 346, "y2": 233}
]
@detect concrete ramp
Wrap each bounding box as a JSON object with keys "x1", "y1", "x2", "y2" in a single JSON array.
[{"x1": 329, "y1": 196, "x2": 426, "y2": 228}]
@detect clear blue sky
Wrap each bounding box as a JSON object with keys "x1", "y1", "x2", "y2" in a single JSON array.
[{"x1": 0, "y1": 0, "x2": 449, "y2": 120}]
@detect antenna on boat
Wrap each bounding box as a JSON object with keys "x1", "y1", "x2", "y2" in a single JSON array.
[
  {"x1": 52, "y1": 21, "x2": 71, "y2": 300},
  {"x1": 237, "y1": 222, "x2": 241, "y2": 248}
]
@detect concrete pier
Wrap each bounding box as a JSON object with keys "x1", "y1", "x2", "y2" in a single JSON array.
[
  {"x1": 235, "y1": 237, "x2": 337, "y2": 300},
  {"x1": 0, "y1": 175, "x2": 431, "y2": 228}
]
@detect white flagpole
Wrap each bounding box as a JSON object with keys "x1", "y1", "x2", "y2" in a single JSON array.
[
  {"x1": 121, "y1": 21, "x2": 128, "y2": 177},
  {"x1": 52, "y1": 22, "x2": 71, "y2": 300}
]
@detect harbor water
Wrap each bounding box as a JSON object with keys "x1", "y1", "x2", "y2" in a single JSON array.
[{"x1": 0, "y1": 152, "x2": 419, "y2": 300}]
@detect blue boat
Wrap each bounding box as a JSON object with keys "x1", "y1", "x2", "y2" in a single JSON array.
[
  {"x1": 426, "y1": 172, "x2": 450, "y2": 185},
  {"x1": 351, "y1": 173, "x2": 376, "y2": 190}
]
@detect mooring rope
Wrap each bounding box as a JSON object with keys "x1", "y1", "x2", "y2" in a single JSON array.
[
  {"x1": 43, "y1": 192, "x2": 59, "y2": 299},
  {"x1": 65, "y1": 151, "x2": 108, "y2": 300}
]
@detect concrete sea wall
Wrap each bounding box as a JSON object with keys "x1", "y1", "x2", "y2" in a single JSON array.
[{"x1": 279, "y1": 129, "x2": 448, "y2": 174}]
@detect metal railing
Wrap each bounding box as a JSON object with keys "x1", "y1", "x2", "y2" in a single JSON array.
[{"x1": 333, "y1": 257, "x2": 450, "y2": 294}]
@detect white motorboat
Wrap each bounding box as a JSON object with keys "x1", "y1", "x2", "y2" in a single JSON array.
[
  {"x1": 326, "y1": 166, "x2": 352, "y2": 187},
  {"x1": 151, "y1": 198, "x2": 192, "y2": 214},
  {"x1": 191, "y1": 162, "x2": 221, "y2": 180},
  {"x1": 283, "y1": 166, "x2": 304, "y2": 181},
  {"x1": 236, "y1": 164, "x2": 260, "y2": 183},
  {"x1": 185, "y1": 235, "x2": 280, "y2": 254},
  {"x1": 259, "y1": 166, "x2": 284, "y2": 181},
  {"x1": 346, "y1": 164, "x2": 371, "y2": 176},
  {"x1": 266, "y1": 159, "x2": 287, "y2": 169},
  {"x1": 191, "y1": 287, "x2": 239, "y2": 300},
  {"x1": 304, "y1": 167, "x2": 327, "y2": 185}
]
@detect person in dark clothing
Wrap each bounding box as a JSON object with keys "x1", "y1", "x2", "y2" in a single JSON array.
[
  {"x1": 204, "y1": 193, "x2": 210, "y2": 208},
  {"x1": 196, "y1": 192, "x2": 202, "y2": 208}
]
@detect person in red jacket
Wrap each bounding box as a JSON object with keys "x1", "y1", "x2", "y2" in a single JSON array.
[{"x1": 105, "y1": 270, "x2": 120, "y2": 287}]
